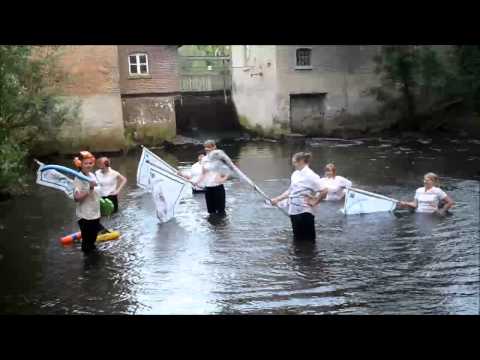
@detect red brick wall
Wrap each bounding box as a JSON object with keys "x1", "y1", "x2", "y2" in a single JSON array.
[
  {"x1": 52, "y1": 45, "x2": 121, "y2": 96},
  {"x1": 118, "y1": 45, "x2": 179, "y2": 95}
]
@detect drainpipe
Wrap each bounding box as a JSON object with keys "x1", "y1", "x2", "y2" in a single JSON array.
[{"x1": 223, "y1": 59, "x2": 227, "y2": 104}]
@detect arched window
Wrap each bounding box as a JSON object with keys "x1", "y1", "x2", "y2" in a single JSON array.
[
  {"x1": 296, "y1": 48, "x2": 312, "y2": 68},
  {"x1": 128, "y1": 53, "x2": 149, "y2": 75}
]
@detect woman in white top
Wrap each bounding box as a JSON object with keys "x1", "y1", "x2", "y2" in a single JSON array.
[
  {"x1": 193, "y1": 140, "x2": 230, "y2": 215},
  {"x1": 318, "y1": 163, "x2": 352, "y2": 201},
  {"x1": 271, "y1": 152, "x2": 327, "y2": 242},
  {"x1": 95, "y1": 157, "x2": 127, "y2": 213},
  {"x1": 178, "y1": 151, "x2": 206, "y2": 194},
  {"x1": 73, "y1": 151, "x2": 102, "y2": 253},
  {"x1": 399, "y1": 172, "x2": 454, "y2": 215}
]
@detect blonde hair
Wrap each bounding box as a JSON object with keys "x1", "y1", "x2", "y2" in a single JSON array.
[
  {"x1": 424, "y1": 172, "x2": 440, "y2": 186},
  {"x1": 292, "y1": 152, "x2": 312, "y2": 164}
]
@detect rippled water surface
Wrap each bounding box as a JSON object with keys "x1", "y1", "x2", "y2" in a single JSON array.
[{"x1": 0, "y1": 136, "x2": 479, "y2": 314}]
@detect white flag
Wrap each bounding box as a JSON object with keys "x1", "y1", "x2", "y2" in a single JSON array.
[
  {"x1": 342, "y1": 187, "x2": 398, "y2": 215},
  {"x1": 35, "y1": 160, "x2": 74, "y2": 199},
  {"x1": 150, "y1": 166, "x2": 191, "y2": 223},
  {"x1": 136, "y1": 146, "x2": 178, "y2": 190}
]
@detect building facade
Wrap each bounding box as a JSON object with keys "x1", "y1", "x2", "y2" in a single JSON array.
[
  {"x1": 118, "y1": 45, "x2": 180, "y2": 145},
  {"x1": 52, "y1": 45, "x2": 180, "y2": 153},
  {"x1": 231, "y1": 45, "x2": 397, "y2": 137}
]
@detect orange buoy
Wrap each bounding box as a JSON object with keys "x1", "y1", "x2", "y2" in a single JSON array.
[{"x1": 60, "y1": 232, "x2": 82, "y2": 245}]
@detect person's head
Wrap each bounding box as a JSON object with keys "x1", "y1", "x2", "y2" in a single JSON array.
[
  {"x1": 197, "y1": 150, "x2": 206, "y2": 162},
  {"x1": 292, "y1": 152, "x2": 312, "y2": 170},
  {"x1": 424, "y1": 172, "x2": 439, "y2": 189},
  {"x1": 324, "y1": 163, "x2": 336, "y2": 178},
  {"x1": 97, "y1": 157, "x2": 111, "y2": 170},
  {"x1": 204, "y1": 140, "x2": 217, "y2": 154},
  {"x1": 73, "y1": 151, "x2": 96, "y2": 173}
]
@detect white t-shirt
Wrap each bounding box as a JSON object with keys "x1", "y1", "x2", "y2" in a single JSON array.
[
  {"x1": 73, "y1": 173, "x2": 101, "y2": 220},
  {"x1": 319, "y1": 176, "x2": 352, "y2": 201},
  {"x1": 95, "y1": 168, "x2": 120, "y2": 197},
  {"x1": 288, "y1": 165, "x2": 324, "y2": 216},
  {"x1": 190, "y1": 162, "x2": 205, "y2": 189},
  {"x1": 415, "y1": 186, "x2": 448, "y2": 213}
]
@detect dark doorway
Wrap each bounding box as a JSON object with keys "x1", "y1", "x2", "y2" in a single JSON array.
[{"x1": 290, "y1": 93, "x2": 327, "y2": 134}]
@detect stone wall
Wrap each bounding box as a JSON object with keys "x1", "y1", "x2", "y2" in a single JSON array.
[
  {"x1": 231, "y1": 45, "x2": 397, "y2": 138},
  {"x1": 53, "y1": 45, "x2": 126, "y2": 153},
  {"x1": 122, "y1": 96, "x2": 176, "y2": 146}
]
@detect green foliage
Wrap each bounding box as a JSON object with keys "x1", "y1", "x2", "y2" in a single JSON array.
[
  {"x1": 366, "y1": 45, "x2": 480, "y2": 130},
  {"x1": 0, "y1": 45, "x2": 78, "y2": 195},
  {"x1": 0, "y1": 139, "x2": 28, "y2": 194},
  {"x1": 178, "y1": 45, "x2": 230, "y2": 74}
]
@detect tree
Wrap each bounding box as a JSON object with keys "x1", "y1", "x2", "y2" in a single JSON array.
[{"x1": 0, "y1": 46, "x2": 78, "y2": 196}]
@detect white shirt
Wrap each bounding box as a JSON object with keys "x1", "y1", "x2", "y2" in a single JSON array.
[
  {"x1": 415, "y1": 186, "x2": 448, "y2": 213},
  {"x1": 73, "y1": 173, "x2": 101, "y2": 220},
  {"x1": 190, "y1": 162, "x2": 205, "y2": 189},
  {"x1": 319, "y1": 176, "x2": 352, "y2": 201},
  {"x1": 95, "y1": 168, "x2": 120, "y2": 197},
  {"x1": 288, "y1": 165, "x2": 324, "y2": 216}
]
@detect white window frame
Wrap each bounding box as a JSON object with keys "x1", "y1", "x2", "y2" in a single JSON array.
[
  {"x1": 295, "y1": 47, "x2": 313, "y2": 70},
  {"x1": 128, "y1": 53, "x2": 149, "y2": 76}
]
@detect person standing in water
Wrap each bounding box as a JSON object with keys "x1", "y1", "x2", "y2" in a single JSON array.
[
  {"x1": 193, "y1": 140, "x2": 230, "y2": 216},
  {"x1": 73, "y1": 151, "x2": 103, "y2": 253},
  {"x1": 95, "y1": 157, "x2": 127, "y2": 213},
  {"x1": 270, "y1": 152, "x2": 327, "y2": 242},
  {"x1": 398, "y1": 172, "x2": 454, "y2": 215},
  {"x1": 318, "y1": 163, "x2": 352, "y2": 201},
  {"x1": 178, "y1": 151, "x2": 206, "y2": 194}
]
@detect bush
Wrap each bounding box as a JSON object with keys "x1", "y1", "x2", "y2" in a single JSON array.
[{"x1": 0, "y1": 45, "x2": 78, "y2": 196}]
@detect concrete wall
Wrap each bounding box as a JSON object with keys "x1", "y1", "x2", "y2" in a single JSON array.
[
  {"x1": 52, "y1": 45, "x2": 126, "y2": 153},
  {"x1": 276, "y1": 45, "x2": 390, "y2": 136},
  {"x1": 122, "y1": 96, "x2": 176, "y2": 146},
  {"x1": 232, "y1": 45, "x2": 397, "y2": 137},
  {"x1": 231, "y1": 46, "x2": 284, "y2": 136}
]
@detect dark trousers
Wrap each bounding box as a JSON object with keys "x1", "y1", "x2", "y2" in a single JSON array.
[
  {"x1": 78, "y1": 218, "x2": 102, "y2": 252},
  {"x1": 290, "y1": 213, "x2": 316, "y2": 242},
  {"x1": 102, "y1": 195, "x2": 119, "y2": 213},
  {"x1": 205, "y1": 185, "x2": 226, "y2": 214}
]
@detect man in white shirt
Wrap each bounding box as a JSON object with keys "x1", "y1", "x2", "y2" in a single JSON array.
[{"x1": 271, "y1": 152, "x2": 327, "y2": 241}]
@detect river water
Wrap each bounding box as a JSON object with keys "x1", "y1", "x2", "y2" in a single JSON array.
[{"x1": 0, "y1": 136, "x2": 479, "y2": 314}]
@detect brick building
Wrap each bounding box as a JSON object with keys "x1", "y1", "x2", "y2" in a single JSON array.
[
  {"x1": 53, "y1": 45, "x2": 180, "y2": 153},
  {"x1": 118, "y1": 45, "x2": 180, "y2": 145}
]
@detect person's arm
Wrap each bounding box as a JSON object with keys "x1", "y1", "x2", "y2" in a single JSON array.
[
  {"x1": 437, "y1": 194, "x2": 454, "y2": 215},
  {"x1": 112, "y1": 172, "x2": 127, "y2": 195},
  {"x1": 217, "y1": 173, "x2": 229, "y2": 184},
  {"x1": 74, "y1": 180, "x2": 96, "y2": 202},
  {"x1": 271, "y1": 189, "x2": 290, "y2": 205},
  {"x1": 398, "y1": 199, "x2": 418, "y2": 210},
  {"x1": 305, "y1": 189, "x2": 328, "y2": 207}
]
